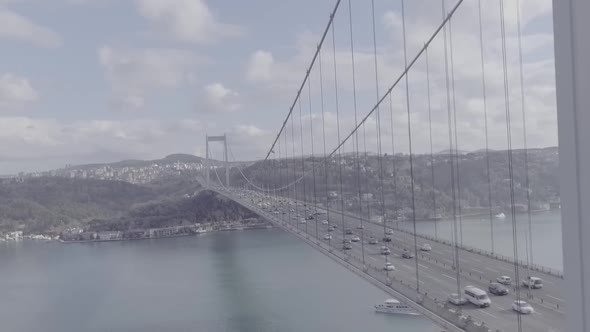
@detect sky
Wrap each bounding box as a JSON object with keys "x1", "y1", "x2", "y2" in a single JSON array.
[{"x1": 0, "y1": 0, "x2": 556, "y2": 174}]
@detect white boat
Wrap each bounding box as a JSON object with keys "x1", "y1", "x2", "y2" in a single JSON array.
[
  {"x1": 374, "y1": 299, "x2": 419, "y2": 315},
  {"x1": 495, "y1": 212, "x2": 506, "y2": 219}
]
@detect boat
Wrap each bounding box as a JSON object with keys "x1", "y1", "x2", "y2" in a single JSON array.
[
  {"x1": 495, "y1": 212, "x2": 506, "y2": 219},
  {"x1": 374, "y1": 299, "x2": 419, "y2": 315}
]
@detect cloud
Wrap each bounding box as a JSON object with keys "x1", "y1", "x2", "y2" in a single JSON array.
[
  {"x1": 244, "y1": 0, "x2": 557, "y2": 155},
  {"x1": 98, "y1": 45, "x2": 204, "y2": 110},
  {"x1": 0, "y1": 8, "x2": 62, "y2": 47},
  {"x1": 135, "y1": 0, "x2": 243, "y2": 43},
  {"x1": 198, "y1": 83, "x2": 241, "y2": 113},
  {"x1": 0, "y1": 117, "x2": 206, "y2": 172},
  {"x1": 0, "y1": 73, "x2": 38, "y2": 110}
]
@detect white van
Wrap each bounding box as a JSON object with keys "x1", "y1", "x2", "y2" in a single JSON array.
[{"x1": 464, "y1": 286, "x2": 491, "y2": 308}]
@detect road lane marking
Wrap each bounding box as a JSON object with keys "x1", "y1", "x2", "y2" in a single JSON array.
[
  {"x1": 485, "y1": 267, "x2": 500, "y2": 273},
  {"x1": 472, "y1": 268, "x2": 485, "y2": 274},
  {"x1": 478, "y1": 309, "x2": 498, "y2": 319},
  {"x1": 418, "y1": 263, "x2": 429, "y2": 269},
  {"x1": 442, "y1": 274, "x2": 456, "y2": 281},
  {"x1": 546, "y1": 295, "x2": 565, "y2": 303}
]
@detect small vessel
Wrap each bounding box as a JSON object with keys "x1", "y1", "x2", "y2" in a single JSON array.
[
  {"x1": 495, "y1": 212, "x2": 506, "y2": 219},
  {"x1": 374, "y1": 299, "x2": 419, "y2": 315}
]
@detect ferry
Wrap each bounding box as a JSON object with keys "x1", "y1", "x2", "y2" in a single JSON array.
[{"x1": 374, "y1": 299, "x2": 419, "y2": 315}]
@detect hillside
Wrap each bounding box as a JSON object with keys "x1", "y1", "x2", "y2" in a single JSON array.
[
  {"x1": 87, "y1": 190, "x2": 258, "y2": 232},
  {"x1": 229, "y1": 147, "x2": 559, "y2": 219},
  {"x1": 0, "y1": 175, "x2": 208, "y2": 233}
]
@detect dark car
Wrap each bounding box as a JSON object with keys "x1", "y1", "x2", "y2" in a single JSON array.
[
  {"x1": 402, "y1": 249, "x2": 414, "y2": 259},
  {"x1": 382, "y1": 236, "x2": 392, "y2": 242},
  {"x1": 345, "y1": 229, "x2": 354, "y2": 235},
  {"x1": 488, "y1": 282, "x2": 509, "y2": 296},
  {"x1": 343, "y1": 243, "x2": 353, "y2": 250},
  {"x1": 342, "y1": 238, "x2": 351, "y2": 244}
]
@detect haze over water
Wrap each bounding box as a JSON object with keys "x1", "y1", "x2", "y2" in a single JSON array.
[
  {"x1": 0, "y1": 229, "x2": 438, "y2": 332},
  {"x1": 398, "y1": 210, "x2": 563, "y2": 270}
]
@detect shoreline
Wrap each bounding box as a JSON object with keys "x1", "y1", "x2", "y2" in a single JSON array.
[{"x1": 58, "y1": 223, "x2": 273, "y2": 244}]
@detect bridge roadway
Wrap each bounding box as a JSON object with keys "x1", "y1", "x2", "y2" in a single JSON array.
[{"x1": 217, "y1": 186, "x2": 565, "y2": 332}]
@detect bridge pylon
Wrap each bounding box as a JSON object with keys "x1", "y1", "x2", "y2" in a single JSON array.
[{"x1": 205, "y1": 133, "x2": 229, "y2": 187}]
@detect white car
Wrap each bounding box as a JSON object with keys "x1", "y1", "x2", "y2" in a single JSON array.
[
  {"x1": 512, "y1": 300, "x2": 534, "y2": 314},
  {"x1": 420, "y1": 243, "x2": 432, "y2": 251},
  {"x1": 383, "y1": 262, "x2": 395, "y2": 271},
  {"x1": 321, "y1": 220, "x2": 329, "y2": 225},
  {"x1": 299, "y1": 219, "x2": 307, "y2": 224},
  {"x1": 323, "y1": 234, "x2": 332, "y2": 240},
  {"x1": 381, "y1": 246, "x2": 391, "y2": 255},
  {"x1": 496, "y1": 276, "x2": 512, "y2": 285},
  {"x1": 351, "y1": 235, "x2": 360, "y2": 242},
  {"x1": 447, "y1": 293, "x2": 467, "y2": 305},
  {"x1": 522, "y1": 276, "x2": 543, "y2": 289}
]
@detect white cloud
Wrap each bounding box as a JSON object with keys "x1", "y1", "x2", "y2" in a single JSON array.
[
  {"x1": 244, "y1": 0, "x2": 557, "y2": 155},
  {"x1": 0, "y1": 8, "x2": 62, "y2": 47},
  {"x1": 199, "y1": 83, "x2": 241, "y2": 113},
  {"x1": 135, "y1": 0, "x2": 243, "y2": 43},
  {"x1": 0, "y1": 73, "x2": 38, "y2": 110},
  {"x1": 0, "y1": 117, "x2": 206, "y2": 171},
  {"x1": 98, "y1": 45, "x2": 204, "y2": 110}
]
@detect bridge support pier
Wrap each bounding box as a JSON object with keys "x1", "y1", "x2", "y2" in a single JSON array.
[{"x1": 553, "y1": 0, "x2": 590, "y2": 331}]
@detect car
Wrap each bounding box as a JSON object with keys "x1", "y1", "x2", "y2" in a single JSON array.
[
  {"x1": 307, "y1": 215, "x2": 314, "y2": 220},
  {"x1": 345, "y1": 229, "x2": 354, "y2": 235},
  {"x1": 343, "y1": 243, "x2": 353, "y2": 250},
  {"x1": 351, "y1": 235, "x2": 360, "y2": 242},
  {"x1": 383, "y1": 262, "x2": 395, "y2": 271},
  {"x1": 381, "y1": 246, "x2": 391, "y2": 255},
  {"x1": 496, "y1": 276, "x2": 512, "y2": 285},
  {"x1": 382, "y1": 236, "x2": 392, "y2": 242},
  {"x1": 512, "y1": 300, "x2": 534, "y2": 314},
  {"x1": 522, "y1": 276, "x2": 543, "y2": 289},
  {"x1": 420, "y1": 243, "x2": 432, "y2": 251},
  {"x1": 402, "y1": 249, "x2": 414, "y2": 259},
  {"x1": 368, "y1": 237, "x2": 378, "y2": 245},
  {"x1": 385, "y1": 229, "x2": 394, "y2": 235},
  {"x1": 323, "y1": 234, "x2": 332, "y2": 240},
  {"x1": 299, "y1": 219, "x2": 307, "y2": 224},
  {"x1": 357, "y1": 225, "x2": 364, "y2": 229},
  {"x1": 342, "y1": 238, "x2": 351, "y2": 244},
  {"x1": 321, "y1": 220, "x2": 329, "y2": 225},
  {"x1": 447, "y1": 293, "x2": 467, "y2": 305},
  {"x1": 488, "y1": 282, "x2": 509, "y2": 296},
  {"x1": 328, "y1": 226, "x2": 335, "y2": 232}
]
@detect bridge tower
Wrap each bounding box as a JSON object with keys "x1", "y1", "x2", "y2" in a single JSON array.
[
  {"x1": 205, "y1": 134, "x2": 230, "y2": 187},
  {"x1": 554, "y1": 0, "x2": 590, "y2": 330}
]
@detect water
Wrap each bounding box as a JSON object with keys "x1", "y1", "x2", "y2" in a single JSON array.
[
  {"x1": 0, "y1": 229, "x2": 438, "y2": 332},
  {"x1": 398, "y1": 210, "x2": 563, "y2": 270}
]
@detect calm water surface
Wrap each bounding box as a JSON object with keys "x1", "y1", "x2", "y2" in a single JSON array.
[
  {"x1": 0, "y1": 229, "x2": 439, "y2": 332},
  {"x1": 398, "y1": 209, "x2": 563, "y2": 270}
]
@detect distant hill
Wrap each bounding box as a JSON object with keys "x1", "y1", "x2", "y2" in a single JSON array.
[
  {"x1": 87, "y1": 190, "x2": 258, "y2": 231},
  {"x1": 72, "y1": 153, "x2": 206, "y2": 169},
  {"x1": 229, "y1": 147, "x2": 559, "y2": 219}
]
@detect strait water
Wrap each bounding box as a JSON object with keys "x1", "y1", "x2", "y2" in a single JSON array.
[
  {"x1": 0, "y1": 229, "x2": 439, "y2": 332},
  {"x1": 397, "y1": 209, "x2": 563, "y2": 270}
]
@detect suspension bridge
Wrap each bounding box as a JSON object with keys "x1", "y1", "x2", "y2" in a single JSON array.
[{"x1": 199, "y1": 0, "x2": 588, "y2": 331}]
